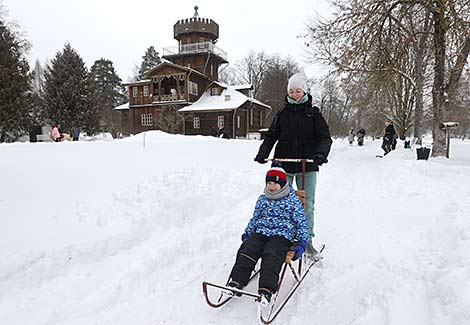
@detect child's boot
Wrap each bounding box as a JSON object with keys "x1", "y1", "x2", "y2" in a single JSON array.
[{"x1": 257, "y1": 287, "x2": 273, "y2": 306}]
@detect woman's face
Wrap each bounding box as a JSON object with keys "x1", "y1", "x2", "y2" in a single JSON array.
[
  {"x1": 288, "y1": 88, "x2": 305, "y2": 102},
  {"x1": 266, "y1": 181, "x2": 281, "y2": 192}
]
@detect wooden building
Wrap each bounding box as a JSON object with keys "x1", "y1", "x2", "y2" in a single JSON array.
[
  {"x1": 116, "y1": 7, "x2": 270, "y2": 138},
  {"x1": 179, "y1": 81, "x2": 271, "y2": 139}
]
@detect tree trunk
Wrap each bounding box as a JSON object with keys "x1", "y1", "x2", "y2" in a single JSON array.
[
  {"x1": 445, "y1": 35, "x2": 470, "y2": 113},
  {"x1": 431, "y1": 3, "x2": 448, "y2": 157},
  {"x1": 413, "y1": 13, "x2": 430, "y2": 146}
]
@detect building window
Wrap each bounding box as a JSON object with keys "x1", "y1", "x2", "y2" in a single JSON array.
[
  {"x1": 250, "y1": 108, "x2": 254, "y2": 125},
  {"x1": 260, "y1": 111, "x2": 263, "y2": 126},
  {"x1": 193, "y1": 117, "x2": 200, "y2": 129},
  {"x1": 211, "y1": 87, "x2": 219, "y2": 96},
  {"x1": 133, "y1": 86, "x2": 138, "y2": 98},
  {"x1": 188, "y1": 81, "x2": 198, "y2": 96},
  {"x1": 143, "y1": 85, "x2": 149, "y2": 97},
  {"x1": 217, "y1": 116, "x2": 224, "y2": 129},
  {"x1": 141, "y1": 113, "x2": 153, "y2": 126},
  {"x1": 237, "y1": 116, "x2": 241, "y2": 129},
  {"x1": 210, "y1": 64, "x2": 213, "y2": 76}
]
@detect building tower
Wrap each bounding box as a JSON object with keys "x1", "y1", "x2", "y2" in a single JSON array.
[{"x1": 162, "y1": 6, "x2": 228, "y2": 80}]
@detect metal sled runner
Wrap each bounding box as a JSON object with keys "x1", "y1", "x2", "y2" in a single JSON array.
[
  {"x1": 258, "y1": 245, "x2": 324, "y2": 324},
  {"x1": 202, "y1": 245, "x2": 324, "y2": 324}
]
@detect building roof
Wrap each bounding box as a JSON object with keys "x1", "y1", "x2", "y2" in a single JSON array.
[
  {"x1": 178, "y1": 82, "x2": 270, "y2": 113},
  {"x1": 144, "y1": 61, "x2": 209, "y2": 80},
  {"x1": 114, "y1": 102, "x2": 130, "y2": 110},
  {"x1": 233, "y1": 84, "x2": 253, "y2": 90},
  {"x1": 122, "y1": 61, "x2": 211, "y2": 86},
  {"x1": 122, "y1": 80, "x2": 151, "y2": 86}
]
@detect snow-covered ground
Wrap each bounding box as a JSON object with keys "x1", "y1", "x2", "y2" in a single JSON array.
[{"x1": 1, "y1": 132, "x2": 469, "y2": 325}]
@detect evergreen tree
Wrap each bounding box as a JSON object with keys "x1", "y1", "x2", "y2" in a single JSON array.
[
  {"x1": 0, "y1": 19, "x2": 31, "y2": 142},
  {"x1": 138, "y1": 46, "x2": 161, "y2": 80},
  {"x1": 43, "y1": 43, "x2": 99, "y2": 134},
  {"x1": 28, "y1": 59, "x2": 46, "y2": 140},
  {"x1": 90, "y1": 58, "x2": 127, "y2": 137},
  {"x1": 31, "y1": 59, "x2": 44, "y2": 94}
]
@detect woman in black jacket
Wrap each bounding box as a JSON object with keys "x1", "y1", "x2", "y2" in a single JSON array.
[
  {"x1": 254, "y1": 71, "x2": 332, "y2": 255},
  {"x1": 382, "y1": 120, "x2": 396, "y2": 155}
]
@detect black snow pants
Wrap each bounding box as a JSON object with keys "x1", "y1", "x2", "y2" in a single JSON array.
[
  {"x1": 382, "y1": 139, "x2": 392, "y2": 155},
  {"x1": 229, "y1": 233, "x2": 292, "y2": 293}
]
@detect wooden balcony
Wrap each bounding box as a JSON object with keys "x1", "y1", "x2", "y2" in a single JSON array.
[
  {"x1": 151, "y1": 94, "x2": 187, "y2": 103},
  {"x1": 163, "y1": 42, "x2": 227, "y2": 62}
]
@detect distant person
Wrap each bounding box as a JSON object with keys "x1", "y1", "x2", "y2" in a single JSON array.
[
  {"x1": 71, "y1": 127, "x2": 80, "y2": 141},
  {"x1": 348, "y1": 127, "x2": 355, "y2": 145},
  {"x1": 356, "y1": 128, "x2": 366, "y2": 146},
  {"x1": 210, "y1": 127, "x2": 217, "y2": 137},
  {"x1": 226, "y1": 166, "x2": 309, "y2": 306},
  {"x1": 404, "y1": 139, "x2": 411, "y2": 149},
  {"x1": 382, "y1": 120, "x2": 396, "y2": 155},
  {"x1": 254, "y1": 70, "x2": 332, "y2": 255},
  {"x1": 50, "y1": 125, "x2": 61, "y2": 142},
  {"x1": 217, "y1": 127, "x2": 225, "y2": 138},
  {"x1": 57, "y1": 124, "x2": 65, "y2": 141}
]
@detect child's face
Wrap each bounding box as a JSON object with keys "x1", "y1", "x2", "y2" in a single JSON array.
[{"x1": 266, "y1": 181, "x2": 281, "y2": 192}]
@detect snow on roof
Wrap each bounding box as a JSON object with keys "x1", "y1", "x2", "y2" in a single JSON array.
[
  {"x1": 114, "y1": 102, "x2": 130, "y2": 110},
  {"x1": 250, "y1": 97, "x2": 270, "y2": 109},
  {"x1": 233, "y1": 84, "x2": 253, "y2": 90},
  {"x1": 122, "y1": 79, "x2": 151, "y2": 86},
  {"x1": 210, "y1": 80, "x2": 229, "y2": 88},
  {"x1": 210, "y1": 82, "x2": 252, "y2": 90},
  {"x1": 178, "y1": 85, "x2": 270, "y2": 112}
]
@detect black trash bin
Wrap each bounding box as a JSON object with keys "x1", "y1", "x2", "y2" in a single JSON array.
[{"x1": 417, "y1": 147, "x2": 431, "y2": 160}]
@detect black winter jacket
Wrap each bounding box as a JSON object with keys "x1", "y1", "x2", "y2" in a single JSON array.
[
  {"x1": 256, "y1": 94, "x2": 332, "y2": 173},
  {"x1": 383, "y1": 124, "x2": 396, "y2": 144}
]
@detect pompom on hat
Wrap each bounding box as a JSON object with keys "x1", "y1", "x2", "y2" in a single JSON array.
[
  {"x1": 266, "y1": 167, "x2": 287, "y2": 188},
  {"x1": 287, "y1": 70, "x2": 308, "y2": 92}
]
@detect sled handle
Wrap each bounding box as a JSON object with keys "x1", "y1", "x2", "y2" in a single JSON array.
[{"x1": 267, "y1": 158, "x2": 314, "y2": 163}]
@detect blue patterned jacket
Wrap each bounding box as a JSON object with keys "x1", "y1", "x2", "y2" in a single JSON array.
[{"x1": 244, "y1": 186, "x2": 310, "y2": 243}]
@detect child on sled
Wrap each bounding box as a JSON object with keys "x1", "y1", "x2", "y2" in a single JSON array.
[{"x1": 227, "y1": 165, "x2": 310, "y2": 305}]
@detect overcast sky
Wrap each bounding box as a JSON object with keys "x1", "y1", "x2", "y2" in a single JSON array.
[{"x1": 2, "y1": 0, "x2": 331, "y2": 82}]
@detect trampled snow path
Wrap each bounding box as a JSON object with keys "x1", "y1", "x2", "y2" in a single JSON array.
[{"x1": 1, "y1": 133, "x2": 469, "y2": 325}]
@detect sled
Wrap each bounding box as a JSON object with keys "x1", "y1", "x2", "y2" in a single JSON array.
[{"x1": 202, "y1": 158, "x2": 324, "y2": 323}]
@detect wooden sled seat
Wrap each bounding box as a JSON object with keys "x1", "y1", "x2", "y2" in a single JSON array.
[{"x1": 284, "y1": 189, "x2": 307, "y2": 264}]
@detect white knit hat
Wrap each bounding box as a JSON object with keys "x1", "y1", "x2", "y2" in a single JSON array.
[{"x1": 287, "y1": 71, "x2": 308, "y2": 92}]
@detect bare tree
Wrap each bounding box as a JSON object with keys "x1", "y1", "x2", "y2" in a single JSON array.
[
  {"x1": 257, "y1": 55, "x2": 299, "y2": 123},
  {"x1": 219, "y1": 50, "x2": 273, "y2": 98},
  {"x1": 451, "y1": 72, "x2": 470, "y2": 138},
  {"x1": 305, "y1": 0, "x2": 470, "y2": 157},
  {"x1": 219, "y1": 51, "x2": 300, "y2": 125},
  {"x1": 429, "y1": 0, "x2": 470, "y2": 156}
]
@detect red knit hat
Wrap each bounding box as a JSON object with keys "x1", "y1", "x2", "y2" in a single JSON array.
[{"x1": 266, "y1": 167, "x2": 287, "y2": 187}]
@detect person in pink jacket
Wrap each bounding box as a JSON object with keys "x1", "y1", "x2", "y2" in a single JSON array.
[{"x1": 50, "y1": 125, "x2": 61, "y2": 142}]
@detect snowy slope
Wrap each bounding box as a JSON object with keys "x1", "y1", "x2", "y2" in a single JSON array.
[{"x1": 1, "y1": 132, "x2": 469, "y2": 325}]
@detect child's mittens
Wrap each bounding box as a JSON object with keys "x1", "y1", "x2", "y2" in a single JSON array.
[{"x1": 289, "y1": 240, "x2": 307, "y2": 260}]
